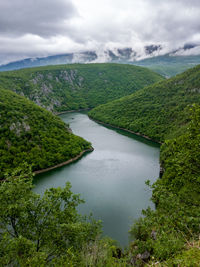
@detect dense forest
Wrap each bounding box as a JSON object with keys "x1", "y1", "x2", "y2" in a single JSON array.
[
  {"x1": 0, "y1": 88, "x2": 92, "y2": 179},
  {"x1": 1, "y1": 63, "x2": 200, "y2": 265},
  {"x1": 0, "y1": 63, "x2": 163, "y2": 112},
  {"x1": 89, "y1": 64, "x2": 200, "y2": 142}
]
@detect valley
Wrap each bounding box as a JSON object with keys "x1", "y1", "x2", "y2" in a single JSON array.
[
  {"x1": 0, "y1": 63, "x2": 162, "y2": 179},
  {"x1": 1, "y1": 62, "x2": 200, "y2": 265},
  {"x1": 1, "y1": 0, "x2": 200, "y2": 265}
]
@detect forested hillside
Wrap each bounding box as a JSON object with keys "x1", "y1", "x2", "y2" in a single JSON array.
[
  {"x1": 89, "y1": 64, "x2": 200, "y2": 142},
  {"x1": 0, "y1": 88, "x2": 91, "y2": 178},
  {"x1": 128, "y1": 105, "x2": 200, "y2": 266},
  {"x1": 0, "y1": 63, "x2": 163, "y2": 112}
]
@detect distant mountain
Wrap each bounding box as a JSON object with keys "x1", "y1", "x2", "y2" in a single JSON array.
[
  {"x1": 0, "y1": 44, "x2": 200, "y2": 77},
  {"x1": 0, "y1": 52, "x2": 97, "y2": 72},
  {"x1": 144, "y1": 44, "x2": 162, "y2": 55},
  {"x1": 133, "y1": 54, "x2": 200, "y2": 78},
  {"x1": 0, "y1": 49, "x2": 137, "y2": 72}
]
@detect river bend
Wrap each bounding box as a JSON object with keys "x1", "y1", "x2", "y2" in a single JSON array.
[{"x1": 34, "y1": 112, "x2": 160, "y2": 246}]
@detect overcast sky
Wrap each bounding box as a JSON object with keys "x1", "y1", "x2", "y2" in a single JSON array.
[{"x1": 0, "y1": 0, "x2": 200, "y2": 64}]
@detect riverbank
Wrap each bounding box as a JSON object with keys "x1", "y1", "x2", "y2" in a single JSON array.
[
  {"x1": 34, "y1": 147, "x2": 94, "y2": 175},
  {"x1": 88, "y1": 116, "x2": 162, "y2": 145},
  {"x1": 55, "y1": 108, "x2": 91, "y2": 115}
]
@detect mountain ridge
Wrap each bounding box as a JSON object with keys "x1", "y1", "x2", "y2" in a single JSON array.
[
  {"x1": 0, "y1": 63, "x2": 163, "y2": 112},
  {"x1": 1, "y1": 45, "x2": 200, "y2": 77}
]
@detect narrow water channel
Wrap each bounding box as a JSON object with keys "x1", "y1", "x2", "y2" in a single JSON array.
[{"x1": 34, "y1": 112, "x2": 160, "y2": 246}]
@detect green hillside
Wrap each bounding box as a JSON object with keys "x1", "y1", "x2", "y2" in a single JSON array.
[
  {"x1": 0, "y1": 88, "x2": 91, "y2": 178},
  {"x1": 0, "y1": 63, "x2": 163, "y2": 112},
  {"x1": 89, "y1": 64, "x2": 200, "y2": 142}
]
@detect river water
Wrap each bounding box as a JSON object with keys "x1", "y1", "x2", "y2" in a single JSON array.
[{"x1": 34, "y1": 112, "x2": 160, "y2": 246}]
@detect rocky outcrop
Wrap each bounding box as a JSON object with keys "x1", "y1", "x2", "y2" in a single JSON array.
[
  {"x1": 130, "y1": 251, "x2": 151, "y2": 266},
  {"x1": 9, "y1": 120, "x2": 31, "y2": 136}
]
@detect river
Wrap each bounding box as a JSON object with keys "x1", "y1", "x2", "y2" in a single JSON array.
[{"x1": 34, "y1": 112, "x2": 160, "y2": 246}]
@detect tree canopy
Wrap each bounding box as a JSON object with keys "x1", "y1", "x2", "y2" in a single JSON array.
[
  {"x1": 0, "y1": 88, "x2": 91, "y2": 178},
  {"x1": 0, "y1": 168, "x2": 101, "y2": 266}
]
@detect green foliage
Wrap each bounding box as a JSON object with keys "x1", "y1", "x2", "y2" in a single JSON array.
[
  {"x1": 0, "y1": 168, "x2": 101, "y2": 266},
  {"x1": 159, "y1": 107, "x2": 200, "y2": 205},
  {"x1": 89, "y1": 64, "x2": 200, "y2": 142},
  {"x1": 0, "y1": 63, "x2": 163, "y2": 112},
  {"x1": 0, "y1": 88, "x2": 91, "y2": 178},
  {"x1": 80, "y1": 237, "x2": 127, "y2": 267},
  {"x1": 166, "y1": 241, "x2": 200, "y2": 266}
]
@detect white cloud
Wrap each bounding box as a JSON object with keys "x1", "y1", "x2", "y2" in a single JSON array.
[
  {"x1": 173, "y1": 45, "x2": 200, "y2": 56},
  {"x1": 0, "y1": 0, "x2": 77, "y2": 37}
]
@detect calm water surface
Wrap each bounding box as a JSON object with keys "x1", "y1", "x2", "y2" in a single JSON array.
[{"x1": 34, "y1": 112, "x2": 160, "y2": 246}]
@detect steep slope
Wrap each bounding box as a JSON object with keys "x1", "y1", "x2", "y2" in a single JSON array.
[
  {"x1": 128, "y1": 105, "x2": 200, "y2": 266},
  {"x1": 89, "y1": 64, "x2": 200, "y2": 142},
  {"x1": 0, "y1": 88, "x2": 91, "y2": 178},
  {"x1": 0, "y1": 64, "x2": 163, "y2": 112}
]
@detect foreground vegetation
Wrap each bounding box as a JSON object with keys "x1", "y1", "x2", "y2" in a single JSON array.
[
  {"x1": 0, "y1": 168, "x2": 115, "y2": 266},
  {"x1": 0, "y1": 63, "x2": 163, "y2": 112},
  {"x1": 0, "y1": 88, "x2": 91, "y2": 179}
]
